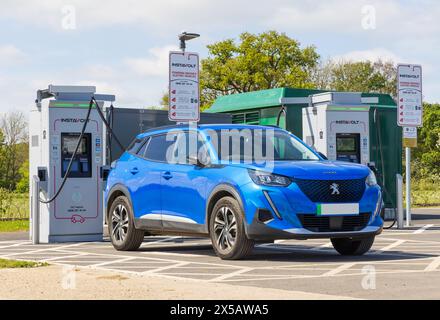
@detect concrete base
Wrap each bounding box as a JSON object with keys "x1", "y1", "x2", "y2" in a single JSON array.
[{"x1": 46, "y1": 233, "x2": 103, "y2": 243}]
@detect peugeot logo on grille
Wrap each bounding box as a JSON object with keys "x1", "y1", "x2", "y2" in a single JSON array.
[{"x1": 330, "y1": 183, "x2": 340, "y2": 195}]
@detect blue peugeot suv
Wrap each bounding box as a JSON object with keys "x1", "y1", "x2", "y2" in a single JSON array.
[{"x1": 105, "y1": 124, "x2": 383, "y2": 260}]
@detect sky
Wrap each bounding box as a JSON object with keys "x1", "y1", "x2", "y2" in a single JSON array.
[{"x1": 0, "y1": 0, "x2": 439, "y2": 115}]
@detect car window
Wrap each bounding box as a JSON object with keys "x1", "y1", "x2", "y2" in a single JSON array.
[
  {"x1": 171, "y1": 131, "x2": 209, "y2": 165},
  {"x1": 205, "y1": 128, "x2": 319, "y2": 162},
  {"x1": 136, "y1": 138, "x2": 150, "y2": 157},
  {"x1": 144, "y1": 134, "x2": 177, "y2": 162},
  {"x1": 127, "y1": 138, "x2": 144, "y2": 154}
]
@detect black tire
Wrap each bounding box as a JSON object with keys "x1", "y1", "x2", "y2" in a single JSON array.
[
  {"x1": 209, "y1": 196, "x2": 255, "y2": 260},
  {"x1": 108, "y1": 195, "x2": 144, "y2": 251},
  {"x1": 331, "y1": 236, "x2": 375, "y2": 256}
]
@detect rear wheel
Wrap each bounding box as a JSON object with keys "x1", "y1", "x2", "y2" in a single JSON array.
[
  {"x1": 331, "y1": 236, "x2": 375, "y2": 256},
  {"x1": 209, "y1": 196, "x2": 255, "y2": 260},
  {"x1": 109, "y1": 196, "x2": 144, "y2": 251}
]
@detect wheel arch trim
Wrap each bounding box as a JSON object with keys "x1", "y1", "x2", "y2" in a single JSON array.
[{"x1": 205, "y1": 183, "x2": 246, "y2": 233}]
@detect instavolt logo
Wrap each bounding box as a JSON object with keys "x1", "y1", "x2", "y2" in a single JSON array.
[
  {"x1": 171, "y1": 63, "x2": 196, "y2": 68},
  {"x1": 60, "y1": 118, "x2": 90, "y2": 123}
]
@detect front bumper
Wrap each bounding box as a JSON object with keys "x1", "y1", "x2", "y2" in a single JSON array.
[
  {"x1": 240, "y1": 180, "x2": 383, "y2": 241},
  {"x1": 246, "y1": 215, "x2": 383, "y2": 240}
]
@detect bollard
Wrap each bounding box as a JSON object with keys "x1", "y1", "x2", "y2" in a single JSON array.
[
  {"x1": 31, "y1": 175, "x2": 40, "y2": 244},
  {"x1": 396, "y1": 174, "x2": 404, "y2": 229}
]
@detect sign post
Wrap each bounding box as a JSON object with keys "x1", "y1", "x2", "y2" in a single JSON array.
[
  {"x1": 397, "y1": 64, "x2": 423, "y2": 227},
  {"x1": 168, "y1": 52, "x2": 200, "y2": 122}
]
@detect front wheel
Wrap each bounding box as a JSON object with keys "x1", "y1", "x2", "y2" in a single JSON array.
[
  {"x1": 331, "y1": 236, "x2": 375, "y2": 256},
  {"x1": 209, "y1": 196, "x2": 255, "y2": 260},
  {"x1": 108, "y1": 196, "x2": 144, "y2": 251}
]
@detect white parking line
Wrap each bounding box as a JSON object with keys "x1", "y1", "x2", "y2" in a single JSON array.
[
  {"x1": 372, "y1": 239, "x2": 406, "y2": 255},
  {"x1": 91, "y1": 256, "x2": 136, "y2": 267},
  {"x1": 424, "y1": 256, "x2": 440, "y2": 272},
  {"x1": 143, "y1": 262, "x2": 191, "y2": 274},
  {"x1": 210, "y1": 267, "x2": 254, "y2": 282},
  {"x1": 413, "y1": 224, "x2": 434, "y2": 234},
  {"x1": 321, "y1": 263, "x2": 356, "y2": 277},
  {"x1": 0, "y1": 242, "x2": 30, "y2": 249}
]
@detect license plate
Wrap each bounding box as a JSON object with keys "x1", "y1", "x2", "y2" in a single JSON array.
[{"x1": 317, "y1": 203, "x2": 359, "y2": 216}]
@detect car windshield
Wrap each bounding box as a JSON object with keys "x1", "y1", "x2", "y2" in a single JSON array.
[{"x1": 204, "y1": 128, "x2": 320, "y2": 163}]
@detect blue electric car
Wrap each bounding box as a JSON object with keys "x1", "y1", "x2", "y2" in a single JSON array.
[{"x1": 105, "y1": 124, "x2": 383, "y2": 260}]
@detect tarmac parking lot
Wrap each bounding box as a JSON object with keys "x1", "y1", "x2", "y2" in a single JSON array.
[{"x1": 1, "y1": 209, "x2": 440, "y2": 299}]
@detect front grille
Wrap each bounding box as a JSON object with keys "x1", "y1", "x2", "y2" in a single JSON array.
[
  {"x1": 294, "y1": 178, "x2": 366, "y2": 203},
  {"x1": 297, "y1": 213, "x2": 371, "y2": 232}
]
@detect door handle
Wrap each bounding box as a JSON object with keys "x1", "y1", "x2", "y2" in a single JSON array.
[
  {"x1": 130, "y1": 167, "x2": 139, "y2": 175},
  {"x1": 162, "y1": 171, "x2": 173, "y2": 180}
]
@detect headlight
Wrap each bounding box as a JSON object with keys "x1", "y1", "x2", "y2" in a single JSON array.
[
  {"x1": 248, "y1": 170, "x2": 291, "y2": 187},
  {"x1": 366, "y1": 170, "x2": 377, "y2": 186}
]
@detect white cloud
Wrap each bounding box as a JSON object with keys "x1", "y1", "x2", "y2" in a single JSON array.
[
  {"x1": 124, "y1": 45, "x2": 178, "y2": 77},
  {"x1": 333, "y1": 48, "x2": 402, "y2": 63},
  {"x1": 0, "y1": 0, "x2": 266, "y2": 32},
  {"x1": 0, "y1": 45, "x2": 26, "y2": 65},
  {"x1": 266, "y1": 0, "x2": 440, "y2": 37}
]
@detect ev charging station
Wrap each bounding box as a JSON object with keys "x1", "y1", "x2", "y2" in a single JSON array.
[
  {"x1": 303, "y1": 92, "x2": 370, "y2": 165},
  {"x1": 30, "y1": 85, "x2": 115, "y2": 243}
]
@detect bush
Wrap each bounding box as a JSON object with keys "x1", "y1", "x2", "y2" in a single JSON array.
[
  {"x1": 0, "y1": 189, "x2": 28, "y2": 220},
  {"x1": 406, "y1": 174, "x2": 440, "y2": 207},
  {"x1": 0, "y1": 188, "x2": 14, "y2": 217}
]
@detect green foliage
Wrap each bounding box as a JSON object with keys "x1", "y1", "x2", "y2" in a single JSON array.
[
  {"x1": 15, "y1": 160, "x2": 29, "y2": 193},
  {"x1": 406, "y1": 175, "x2": 440, "y2": 207},
  {"x1": 0, "y1": 188, "x2": 14, "y2": 217},
  {"x1": 0, "y1": 220, "x2": 29, "y2": 232},
  {"x1": 0, "y1": 258, "x2": 47, "y2": 269},
  {"x1": 0, "y1": 111, "x2": 28, "y2": 191},
  {"x1": 0, "y1": 189, "x2": 28, "y2": 220},
  {"x1": 412, "y1": 103, "x2": 440, "y2": 177},
  {"x1": 200, "y1": 31, "x2": 320, "y2": 107},
  {"x1": 318, "y1": 59, "x2": 397, "y2": 97}
]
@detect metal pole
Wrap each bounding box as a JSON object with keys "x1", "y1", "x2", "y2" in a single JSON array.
[
  {"x1": 396, "y1": 174, "x2": 404, "y2": 229},
  {"x1": 31, "y1": 175, "x2": 40, "y2": 244},
  {"x1": 405, "y1": 147, "x2": 411, "y2": 227}
]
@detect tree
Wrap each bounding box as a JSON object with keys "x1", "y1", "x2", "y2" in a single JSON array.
[
  {"x1": 314, "y1": 59, "x2": 397, "y2": 97},
  {"x1": 200, "y1": 31, "x2": 320, "y2": 107},
  {"x1": 15, "y1": 160, "x2": 29, "y2": 193},
  {"x1": 412, "y1": 103, "x2": 440, "y2": 177},
  {"x1": 0, "y1": 111, "x2": 28, "y2": 190}
]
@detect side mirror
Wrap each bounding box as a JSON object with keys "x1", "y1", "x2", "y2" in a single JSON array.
[
  {"x1": 187, "y1": 151, "x2": 211, "y2": 167},
  {"x1": 318, "y1": 152, "x2": 328, "y2": 160},
  {"x1": 367, "y1": 162, "x2": 378, "y2": 174}
]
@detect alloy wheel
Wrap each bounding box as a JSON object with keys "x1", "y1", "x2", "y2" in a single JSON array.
[
  {"x1": 111, "y1": 204, "x2": 129, "y2": 244},
  {"x1": 213, "y1": 206, "x2": 237, "y2": 252}
]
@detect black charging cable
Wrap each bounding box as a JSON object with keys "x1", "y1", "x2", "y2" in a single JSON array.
[
  {"x1": 39, "y1": 98, "x2": 94, "y2": 203},
  {"x1": 92, "y1": 97, "x2": 125, "y2": 152},
  {"x1": 39, "y1": 97, "x2": 127, "y2": 204}
]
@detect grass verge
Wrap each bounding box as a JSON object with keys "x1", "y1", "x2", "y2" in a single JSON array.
[
  {"x1": 0, "y1": 220, "x2": 29, "y2": 232},
  {"x1": 0, "y1": 258, "x2": 48, "y2": 269}
]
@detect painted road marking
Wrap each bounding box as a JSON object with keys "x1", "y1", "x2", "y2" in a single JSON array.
[
  {"x1": 413, "y1": 224, "x2": 434, "y2": 234},
  {"x1": 372, "y1": 239, "x2": 406, "y2": 255},
  {"x1": 143, "y1": 262, "x2": 191, "y2": 274},
  {"x1": 424, "y1": 256, "x2": 440, "y2": 272},
  {"x1": 210, "y1": 267, "x2": 254, "y2": 282},
  {"x1": 322, "y1": 263, "x2": 356, "y2": 277},
  {"x1": 91, "y1": 256, "x2": 136, "y2": 267}
]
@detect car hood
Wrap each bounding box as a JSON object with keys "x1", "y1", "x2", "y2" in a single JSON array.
[{"x1": 228, "y1": 160, "x2": 370, "y2": 180}]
